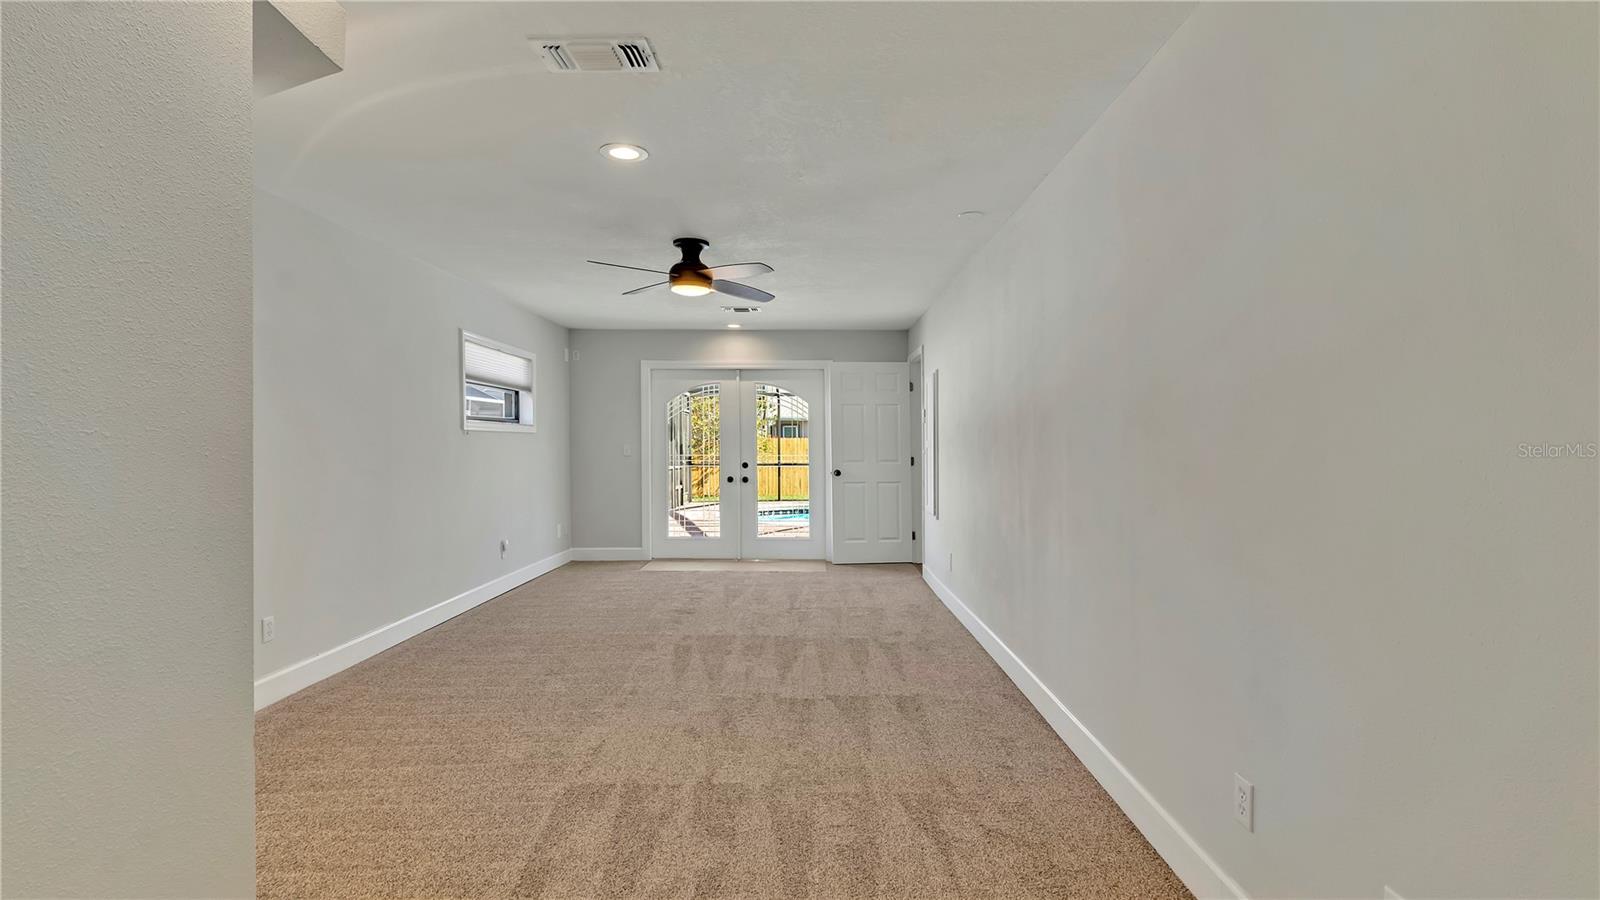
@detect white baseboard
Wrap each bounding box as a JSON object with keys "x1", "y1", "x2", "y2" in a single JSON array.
[
  {"x1": 254, "y1": 549, "x2": 573, "y2": 710},
  {"x1": 921, "y1": 569, "x2": 1247, "y2": 900},
  {"x1": 570, "y1": 546, "x2": 647, "y2": 561}
]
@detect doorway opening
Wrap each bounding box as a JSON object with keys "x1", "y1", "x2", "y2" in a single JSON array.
[{"x1": 649, "y1": 367, "x2": 827, "y2": 559}]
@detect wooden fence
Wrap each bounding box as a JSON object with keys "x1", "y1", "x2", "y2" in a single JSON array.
[
  {"x1": 690, "y1": 466, "x2": 810, "y2": 501},
  {"x1": 688, "y1": 436, "x2": 812, "y2": 501}
]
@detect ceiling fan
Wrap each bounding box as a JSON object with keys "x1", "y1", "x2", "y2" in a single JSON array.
[{"x1": 588, "y1": 238, "x2": 775, "y2": 303}]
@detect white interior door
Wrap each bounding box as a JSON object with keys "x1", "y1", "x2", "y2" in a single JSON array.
[
  {"x1": 829, "y1": 362, "x2": 913, "y2": 563},
  {"x1": 738, "y1": 371, "x2": 826, "y2": 560},
  {"x1": 650, "y1": 370, "x2": 739, "y2": 558}
]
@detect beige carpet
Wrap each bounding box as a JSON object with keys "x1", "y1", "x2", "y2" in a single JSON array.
[{"x1": 256, "y1": 562, "x2": 1190, "y2": 899}]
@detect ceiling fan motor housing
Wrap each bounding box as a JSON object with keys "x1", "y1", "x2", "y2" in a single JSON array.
[{"x1": 669, "y1": 238, "x2": 712, "y2": 291}]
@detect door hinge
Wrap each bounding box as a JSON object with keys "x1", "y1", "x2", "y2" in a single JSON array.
[
  {"x1": 911, "y1": 455, "x2": 916, "y2": 466},
  {"x1": 909, "y1": 381, "x2": 914, "y2": 391},
  {"x1": 912, "y1": 530, "x2": 917, "y2": 540}
]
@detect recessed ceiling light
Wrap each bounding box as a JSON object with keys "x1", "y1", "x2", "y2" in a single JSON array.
[
  {"x1": 600, "y1": 143, "x2": 648, "y2": 162},
  {"x1": 726, "y1": 323, "x2": 742, "y2": 329},
  {"x1": 957, "y1": 210, "x2": 985, "y2": 219}
]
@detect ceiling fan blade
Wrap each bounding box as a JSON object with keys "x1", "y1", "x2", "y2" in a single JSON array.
[
  {"x1": 621, "y1": 281, "x2": 668, "y2": 296},
  {"x1": 587, "y1": 260, "x2": 668, "y2": 275},
  {"x1": 703, "y1": 262, "x2": 773, "y2": 281},
  {"x1": 712, "y1": 280, "x2": 775, "y2": 303}
]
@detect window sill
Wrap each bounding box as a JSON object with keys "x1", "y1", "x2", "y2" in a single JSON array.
[{"x1": 464, "y1": 421, "x2": 537, "y2": 434}]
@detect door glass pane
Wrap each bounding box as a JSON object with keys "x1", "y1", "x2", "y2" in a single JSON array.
[
  {"x1": 666, "y1": 384, "x2": 720, "y2": 538},
  {"x1": 754, "y1": 384, "x2": 809, "y2": 538}
]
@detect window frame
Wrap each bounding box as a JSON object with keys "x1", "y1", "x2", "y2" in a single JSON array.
[{"x1": 461, "y1": 330, "x2": 537, "y2": 434}]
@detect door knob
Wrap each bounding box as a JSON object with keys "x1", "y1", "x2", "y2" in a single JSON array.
[
  {"x1": 833, "y1": 469, "x2": 842, "y2": 477},
  {"x1": 741, "y1": 476, "x2": 749, "y2": 483},
  {"x1": 741, "y1": 461, "x2": 749, "y2": 469},
  {"x1": 726, "y1": 475, "x2": 734, "y2": 483}
]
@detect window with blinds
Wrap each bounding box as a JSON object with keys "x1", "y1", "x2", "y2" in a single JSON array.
[{"x1": 462, "y1": 332, "x2": 536, "y2": 432}]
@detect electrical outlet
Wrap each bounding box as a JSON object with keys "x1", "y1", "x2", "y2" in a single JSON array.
[
  {"x1": 261, "y1": 617, "x2": 275, "y2": 643},
  {"x1": 1234, "y1": 774, "x2": 1254, "y2": 832},
  {"x1": 622, "y1": 443, "x2": 633, "y2": 457},
  {"x1": 500, "y1": 539, "x2": 509, "y2": 559}
]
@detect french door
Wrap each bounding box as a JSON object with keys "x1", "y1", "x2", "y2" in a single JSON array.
[{"x1": 649, "y1": 368, "x2": 826, "y2": 559}]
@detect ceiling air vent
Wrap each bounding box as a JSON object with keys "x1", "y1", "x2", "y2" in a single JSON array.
[
  {"x1": 531, "y1": 37, "x2": 658, "y2": 73},
  {"x1": 721, "y1": 306, "x2": 762, "y2": 315}
]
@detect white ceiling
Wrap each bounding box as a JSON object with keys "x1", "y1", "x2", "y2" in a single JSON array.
[{"x1": 255, "y1": 2, "x2": 1192, "y2": 330}]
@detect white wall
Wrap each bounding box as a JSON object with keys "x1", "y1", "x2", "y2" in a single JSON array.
[
  {"x1": 910, "y1": 5, "x2": 1597, "y2": 898},
  {"x1": 254, "y1": 191, "x2": 571, "y2": 697},
  {"x1": 1, "y1": 3, "x2": 256, "y2": 896},
  {"x1": 569, "y1": 330, "x2": 907, "y2": 549}
]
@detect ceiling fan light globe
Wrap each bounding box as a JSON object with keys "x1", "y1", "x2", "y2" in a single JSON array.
[{"x1": 670, "y1": 283, "x2": 713, "y2": 297}]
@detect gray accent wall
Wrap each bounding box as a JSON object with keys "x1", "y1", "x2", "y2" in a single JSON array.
[
  {"x1": 1, "y1": 3, "x2": 256, "y2": 895},
  {"x1": 254, "y1": 191, "x2": 572, "y2": 685},
  {"x1": 569, "y1": 330, "x2": 908, "y2": 549},
  {"x1": 910, "y1": 4, "x2": 1597, "y2": 897}
]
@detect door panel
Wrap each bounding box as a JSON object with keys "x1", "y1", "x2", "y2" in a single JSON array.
[
  {"x1": 840, "y1": 482, "x2": 866, "y2": 543},
  {"x1": 739, "y1": 371, "x2": 826, "y2": 559},
  {"x1": 651, "y1": 371, "x2": 739, "y2": 558},
  {"x1": 829, "y1": 362, "x2": 912, "y2": 563},
  {"x1": 875, "y1": 404, "x2": 899, "y2": 461},
  {"x1": 876, "y1": 483, "x2": 903, "y2": 540},
  {"x1": 837, "y1": 403, "x2": 864, "y2": 465}
]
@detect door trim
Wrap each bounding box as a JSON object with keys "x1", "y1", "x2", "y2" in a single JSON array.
[
  {"x1": 640, "y1": 360, "x2": 833, "y2": 560},
  {"x1": 908, "y1": 344, "x2": 925, "y2": 565}
]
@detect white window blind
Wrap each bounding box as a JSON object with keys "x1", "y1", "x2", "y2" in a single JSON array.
[{"x1": 464, "y1": 339, "x2": 532, "y2": 390}]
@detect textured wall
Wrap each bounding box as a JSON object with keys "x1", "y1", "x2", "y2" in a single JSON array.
[
  {"x1": 254, "y1": 191, "x2": 571, "y2": 684},
  {"x1": 1, "y1": 3, "x2": 256, "y2": 896},
  {"x1": 911, "y1": 4, "x2": 1598, "y2": 897},
  {"x1": 569, "y1": 330, "x2": 908, "y2": 549}
]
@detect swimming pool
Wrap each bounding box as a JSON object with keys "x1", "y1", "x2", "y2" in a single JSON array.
[{"x1": 758, "y1": 505, "x2": 809, "y2": 518}]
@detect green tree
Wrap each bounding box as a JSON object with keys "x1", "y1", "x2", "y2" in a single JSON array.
[{"x1": 689, "y1": 391, "x2": 719, "y2": 501}]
